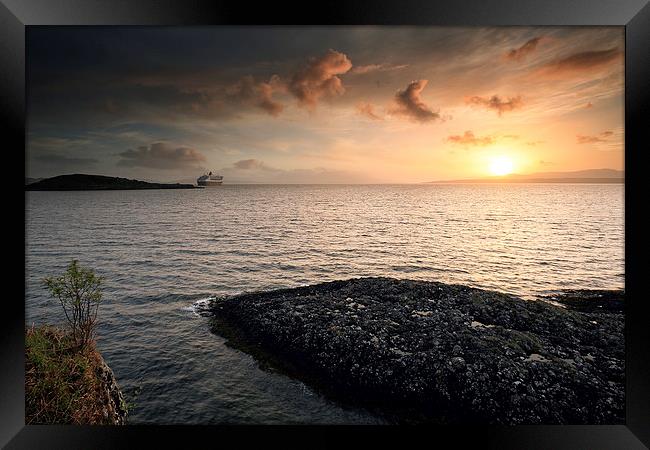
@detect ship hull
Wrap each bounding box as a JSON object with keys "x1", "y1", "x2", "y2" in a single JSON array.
[{"x1": 198, "y1": 180, "x2": 223, "y2": 186}]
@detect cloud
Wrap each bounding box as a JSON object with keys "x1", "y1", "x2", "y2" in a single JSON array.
[
  {"x1": 446, "y1": 131, "x2": 494, "y2": 147},
  {"x1": 117, "y1": 142, "x2": 206, "y2": 169},
  {"x1": 540, "y1": 47, "x2": 622, "y2": 75},
  {"x1": 288, "y1": 49, "x2": 352, "y2": 109},
  {"x1": 390, "y1": 80, "x2": 441, "y2": 123},
  {"x1": 576, "y1": 131, "x2": 613, "y2": 144},
  {"x1": 466, "y1": 95, "x2": 523, "y2": 116},
  {"x1": 349, "y1": 63, "x2": 409, "y2": 75},
  {"x1": 526, "y1": 140, "x2": 545, "y2": 146},
  {"x1": 256, "y1": 82, "x2": 284, "y2": 116},
  {"x1": 35, "y1": 154, "x2": 98, "y2": 165},
  {"x1": 232, "y1": 159, "x2": 275, "y2": 171},
  {"x1": 229, "y1": 75, "x2": 284, "y2": 116},
  {"x1": 29, "y1": 136, "x2": 92, "y2": 149},
  {"x1": 105, "y1": 98, "x2": 119, "y2": 113},
  {"x1": 504, "y1": 37, "x2": 543, "y2": 61},
  {"x1": 584, "y1": 102, "x2": 594, "y2": 109},
  {"x1": 356, "y1": 102, "x2": 383, "y2": 120}
]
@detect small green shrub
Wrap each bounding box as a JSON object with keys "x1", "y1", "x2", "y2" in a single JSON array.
[{"x1": 43, "y1": 260, "x2": 103, "y2": 350}]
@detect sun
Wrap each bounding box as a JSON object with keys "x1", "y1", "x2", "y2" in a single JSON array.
[{"x1": 489, "y1": 156, "x2": 514, "y2": 176}]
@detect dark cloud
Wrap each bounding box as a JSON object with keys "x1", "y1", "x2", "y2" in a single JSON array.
[
  {"x1": 229, "y1": 75, "x2": 284, "y2": 117},
  {"x1": 117, "y1": 142, "x2": 206, "y2": 169},
  {"x1": 466, "y1": 95, "x2": 523, "y2": 116},
  {"x1": 288, "y1": 49, "x2": 352, "y2": 109},
  {"x1": 576, "y1": 131, "x2": 613, "y2": 144},
  {"x1": 105, "y1": 98, "x2": 119, "y2": 113},
  {"x1": 232, "y1": 159, "x2": 275, "y2": 170},
  {"x1": 356, "y1": 102, "x2": 383, "y2": 120},
  {"x1": 504, "y1": 37, "x2": 543, "y2": 61},
  {"x1": 65, "y1": 83, "x2": 231, "y2": 124},
  {"x1": 446, "y1": 131, "x2": 494, "y2": 147},
  {"x1": 540, "y1": 47, "x2": 622, "y2": 74},
  {"x1": 29, "y1": 73, "x2": 284, "y2": 128},
  {"x1": 390, "y1": 80, "x2": 441, "y2": 123},
  {"x1": 35, "y1": 154, "x2": 98, "y2": 165}
]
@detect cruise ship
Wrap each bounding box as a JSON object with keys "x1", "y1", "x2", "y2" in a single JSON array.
[{"x1": 197, "y1": 171, "x2": 223, "y2": 186}]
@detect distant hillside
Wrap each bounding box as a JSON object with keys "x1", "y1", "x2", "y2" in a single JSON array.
[
  {"x1": 25, "y1": 174, "x2": 198, "y2": 191},
  {"x1": 25, "y1": 177, "x2": 44, "y2": 185},
  {"x1": 428, "y1": 169, "x2": 624, "y2": 184}
]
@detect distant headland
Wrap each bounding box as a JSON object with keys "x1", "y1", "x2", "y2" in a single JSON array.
[
  {"x1": 427, "y1": 169, "x2": 624, "y2": 184},
  {"x1": 25, "y1": 174, "x2": 199, "y2": 191}
]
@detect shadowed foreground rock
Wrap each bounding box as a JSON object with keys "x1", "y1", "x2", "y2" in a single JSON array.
[{"x1": 209, "y1": 277, "x2": 624, "y2": 424}]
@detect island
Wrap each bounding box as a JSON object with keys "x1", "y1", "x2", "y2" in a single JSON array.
[
  {"x1": 25, "y1": 174, "x2": 199, "y2": 191},
  {"x1": 208, "y1": 277, "x2": 624, "y2": 424}
]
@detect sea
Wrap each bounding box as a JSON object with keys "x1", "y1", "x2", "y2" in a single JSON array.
[{"x1": 25, "y1": 183, "x2": 624, "y2": 424}]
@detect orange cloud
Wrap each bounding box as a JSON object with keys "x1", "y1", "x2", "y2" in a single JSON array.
[
  {"x1": 390, "y1": 80, "x2": 441, "y2": 123},
  {"x1": 288, "y1": 49, "x2": 352, "y2": 109},
  {"x1": 446, "y1": 131, "x2": 494, "y2": 147},
  {"x1": 577, "y1": 131, "x2": 613, "y2": 144},
  {"x1": 504, "y1": 37, "x2": 543, "y2": 61},
  {"x1": 356, "y1": 102, "x2": 383, "y2": 120},
  {"x1": 466, "y1": 95, "x2": 523, "y2": 116},
  {"x1": 229, "y1": 75, "x2": 284, "y2": 117},
  {"x1": 256, "y1": 81, "x2": 283, "y2": 116},
  {"x1": 232, "y1": 159, "x2": 275, "y2": 170},
  {"x1": 350, "y1": 63, "x2": 409, "y2": 75},
  {"x1": 539, "y1": 47, "x2": 622, "y2": 75}
]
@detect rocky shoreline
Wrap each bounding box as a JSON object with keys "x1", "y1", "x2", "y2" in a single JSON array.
[{"x1": 208, "y1": 277, "x2": 624, "y2": 424}]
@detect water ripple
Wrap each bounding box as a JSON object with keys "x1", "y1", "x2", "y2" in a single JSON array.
[{"x1": 25, "y1": 184, "x2": 624, "y2": 424}]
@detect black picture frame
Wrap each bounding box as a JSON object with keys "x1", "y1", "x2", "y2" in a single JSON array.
[{"x1": 3, "y1": 0, "x2": 649, "y2": 448}]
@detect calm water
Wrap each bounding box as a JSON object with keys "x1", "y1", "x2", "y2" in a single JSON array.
[{"x1": 25, "y1": 184, "x2": 624, "y2": 424}]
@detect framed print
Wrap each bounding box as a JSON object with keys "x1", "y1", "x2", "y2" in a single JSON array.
[{"x1": 3, "y1": 0, "x2": 649, "y2": 448}]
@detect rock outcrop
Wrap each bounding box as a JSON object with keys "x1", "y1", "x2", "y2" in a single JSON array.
[
  {"x1": 209, "y1": 277, "x2": 624, "y2": 424},
  {"x1": 94, "y1": 353, "x2": 128, "y2": 425}
]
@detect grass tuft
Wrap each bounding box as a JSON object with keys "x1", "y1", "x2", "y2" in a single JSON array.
[{"x1": 25, "y1": 325, "x2": 120, "y2": 424}]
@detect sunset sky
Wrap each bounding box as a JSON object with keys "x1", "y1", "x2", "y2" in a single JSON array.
[{"x1": 27, "y1": 27, "x2": 624, "y2": 184}]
